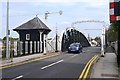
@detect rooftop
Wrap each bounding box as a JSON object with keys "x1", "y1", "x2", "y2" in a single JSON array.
[{"x1": 13, "y1": 17, "x2": 51, "y2": 31}]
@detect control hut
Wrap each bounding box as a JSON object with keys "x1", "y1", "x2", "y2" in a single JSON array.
[{"x1": 13, "y1": 17, "x2": 51, "y2": 55}]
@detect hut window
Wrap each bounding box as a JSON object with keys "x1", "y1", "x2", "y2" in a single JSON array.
[{"x1": 26, "y1": 34, "x2": 30, "y2": 40}]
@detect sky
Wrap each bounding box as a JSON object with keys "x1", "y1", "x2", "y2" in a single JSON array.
[{"x1": 1, "y1": 0, "x2": 110, "y2": 39}]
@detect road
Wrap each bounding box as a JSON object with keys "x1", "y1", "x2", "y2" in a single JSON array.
[{"x1": 2, "y1": 47, "x2": 101, "y2": 79}]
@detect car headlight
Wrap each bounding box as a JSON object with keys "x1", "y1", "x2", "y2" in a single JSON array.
[{"x1": 76, "y1": 47, "x2": 79, "y2": 50}]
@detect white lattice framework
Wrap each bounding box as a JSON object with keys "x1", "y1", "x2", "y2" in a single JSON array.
[
  {"x1": 59, "y1": 20, "x2": 109, "y2": 56},
  {"x1": 71, "y1": 20, "x2": 109, "y2": 27},
  {"x1": 70, "y1": 20, "x2": 109, "y2": 56}
]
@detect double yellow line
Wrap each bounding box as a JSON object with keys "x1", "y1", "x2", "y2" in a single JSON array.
[
  {"x1": 0, "y1": 53, "x2": 60, "y2": 70},
  {"x1": 79, "y1": 55, "x2": 98, "y2": 80}
]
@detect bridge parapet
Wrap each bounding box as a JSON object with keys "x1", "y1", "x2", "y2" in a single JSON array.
[{"x1": 60, "y1": 27, "x2": 90, "y2": 52}]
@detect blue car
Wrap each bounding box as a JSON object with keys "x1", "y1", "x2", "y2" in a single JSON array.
[{"x1": 68, "y1": 43, "x2": 82, "y2": 53}]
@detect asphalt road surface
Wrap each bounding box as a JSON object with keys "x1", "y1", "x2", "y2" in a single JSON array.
[{"x1": 2, "y1": 47, "x2": 101, "y2": 79}]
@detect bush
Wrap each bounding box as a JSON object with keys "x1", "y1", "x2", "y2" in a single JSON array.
[
  {"x1": 2, "y1": 50, "x2": 6, "y2": 58},
  {"x1": 2, "y1": 49, "x2": 15, "y2": 58}
]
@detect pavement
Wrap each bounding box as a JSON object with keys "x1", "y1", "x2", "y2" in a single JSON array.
[
  {"x1": 91, "y1": 52, "x2": 120, "y2": 80},
  {"x1": 0, "y1": 52, "x2": 59, "y2": 67}
]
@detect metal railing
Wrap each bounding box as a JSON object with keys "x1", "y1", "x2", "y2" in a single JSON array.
[{"x1": 1, "y1": 36, "x2": 60, "y2": 58}]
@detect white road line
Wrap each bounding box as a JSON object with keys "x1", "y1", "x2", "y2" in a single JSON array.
[
  {"x1": 11, "y1": 75, "x2": 23, "y2": 80},
  {"x1": 41, "y1": 59, "x2": 64, "y2": 70},
  {"x1": 71, "y1": 54, "x2": 78, "y2": 58}
]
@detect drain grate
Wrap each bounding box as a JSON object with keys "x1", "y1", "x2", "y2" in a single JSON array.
[{"x1": 101, "y1": 74, "x2": 119, "y2": 77}]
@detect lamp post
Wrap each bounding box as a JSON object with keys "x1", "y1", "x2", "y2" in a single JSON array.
[
  {"x1": 44, "y1": 10, "x2": 63, "y2": 52},
  {"x1": 55, "y1": 23, "x2": 58, "y2": 52},
  {"x1": 6, "y1": 0, "x2": 10, "y2": 60}
]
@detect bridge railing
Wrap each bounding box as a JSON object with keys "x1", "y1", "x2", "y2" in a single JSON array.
[
  {"x1": 46, "y1": 36, "x2": 61, "y2": 52},
  {"x1": 0, "y1": 35, "x2": 61, "y2": 59}
]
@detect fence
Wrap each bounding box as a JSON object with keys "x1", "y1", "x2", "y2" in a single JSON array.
[
  {"x1": 46, "y1": 36, "x2": 61, "y2": 52},
  {"x1": 1, "y1": 36, "x2": 61, "y2": 58}
]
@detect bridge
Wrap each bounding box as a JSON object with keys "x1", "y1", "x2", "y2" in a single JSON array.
[
  {"x1": 60, "y1": 27, "x2": 90, "y2": 52},
  {"x1": 47, "y1": 20, "x2": 109, "y2": 56}
]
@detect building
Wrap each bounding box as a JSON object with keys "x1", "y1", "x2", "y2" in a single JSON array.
[
  {"x1": 13, "y1": 17, "x2": 51, "y2": 55},
  {"x1": 89, "y1": 39, "x2": 98, "y2": 47}
]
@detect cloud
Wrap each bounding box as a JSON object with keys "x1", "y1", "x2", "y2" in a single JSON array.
[
  {"x1": 2, "y1": 0, "x2": 74, "y2": 2},
  {"x1": 40, "y1": 0, "x2": 108, "y2": 8},
  {"x1": 2, "y1": 0, "x2": 108, "y2": 3},
  {"x1": 2, "y1": 0, "x2": 109, "y2": 7},
  {"x1": 60, "y1": 21, "x2": 71, "y2": 25}
]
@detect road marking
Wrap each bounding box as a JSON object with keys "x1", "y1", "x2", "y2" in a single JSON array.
[
  {"x1": 83, "y1": 55, "x2": 98, "y2": 80},
  {"x1": 71, "y1": 54, "x2": 78, "y2": 58},
  {"x1": 79, "y1": 55, "x2": 96, "y2": 79},
  {"x1": 79, "y1": 55, "x2": 98, "y2": 80},
  {"x1": 41, "y1": 59, "x2": 64, "y2": 70},
  {"x1": 11, "y1": 75, "x2": 23, "y2": 80},
  {"x1": 0, "y1": 53, "x2": 60, "y2": 70}
]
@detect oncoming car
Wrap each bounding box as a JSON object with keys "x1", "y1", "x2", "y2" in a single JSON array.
[{"x1": 68, "y1": 43, "x2": 82, "y2": 53}]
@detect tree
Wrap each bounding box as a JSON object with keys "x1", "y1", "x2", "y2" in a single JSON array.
[
  {"x1": 107, "y1": 21, "x2": 118, "y2": 43},
  {"x1": 0, "y1": 38, "x2": 2, "y2": 40},
  {"x1": 110, "y1": 21, "x2": 118, "y2": 32},
  {"x1": 2, "y1": 36, "x2": 18, "y2": 41},
  {"x1": 93, "y1": 37, "x2": 101, "y2": 46},
  {"x1": 94, "y1": 37, "x2": 101, "y2": 41}
]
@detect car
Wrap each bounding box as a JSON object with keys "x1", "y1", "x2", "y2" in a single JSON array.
[{"x1": 68, "y1": 43, "x2": 82, "y2": 53}]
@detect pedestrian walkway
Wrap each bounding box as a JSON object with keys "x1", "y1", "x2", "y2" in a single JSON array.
[
  {"x1": 91, "y1": 53, "x2": 120, "y2": 79},
  {"x1": 0, "y1": 52, "x2": 59, "y2": 67}
]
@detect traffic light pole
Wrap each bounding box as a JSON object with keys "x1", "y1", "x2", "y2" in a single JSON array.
[
  {"x1": 115, "y1": 1, "x2": 120, "y2": 67},
  {"x1": 117, "y1": 21, "x2": 120, "y2": 66}
]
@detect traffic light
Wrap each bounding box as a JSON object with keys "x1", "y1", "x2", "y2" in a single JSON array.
[{"x1": 114, "y1": 1, "x2": 120, "y2": 16}]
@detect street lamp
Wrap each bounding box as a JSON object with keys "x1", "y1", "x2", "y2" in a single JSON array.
[
  {"x1": 45, "y1": 10, "x2": 63, "y2": 20},
  {"x1": 44, "y1": 10, "x2": 63, "y2": 52},
  {"x1": 55, "y1": 23, "x2": 58, "y2": 52},
  {"x1": 6, "y1": 0, "x2": 10, "y2": 60}
]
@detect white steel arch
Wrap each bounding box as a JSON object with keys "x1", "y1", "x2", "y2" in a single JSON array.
[
  {"x1": 70, "y1": 20, "x2": 109, "y2": 57},
  {"x1": 59, "y1": 27, "x2": 76, "y2": 51},
  {"x1": 71, "y1": 20, "x2": 109, "y2": 27}
]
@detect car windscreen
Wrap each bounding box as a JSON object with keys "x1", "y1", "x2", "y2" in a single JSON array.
[{"x1": 70, "y1": 43, "x2": 79, "y2": 47}]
